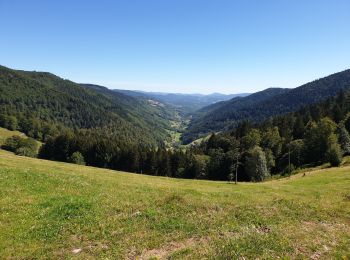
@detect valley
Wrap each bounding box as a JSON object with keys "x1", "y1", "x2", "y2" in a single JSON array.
[
  {"x1": 2, "y1": 65, "x2": 350, "y2": 182},
  {"x1": 2, "y1": 1, "x2": 350, "y2": 259}
]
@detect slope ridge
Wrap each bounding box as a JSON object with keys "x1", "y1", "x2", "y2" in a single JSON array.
[{"x1": 183, "y1": 69, "x2": 350, "y2": 143}]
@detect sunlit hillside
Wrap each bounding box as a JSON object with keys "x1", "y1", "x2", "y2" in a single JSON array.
[{"x1": 0, "y1": 150, "x2": 349, "y2": 259}]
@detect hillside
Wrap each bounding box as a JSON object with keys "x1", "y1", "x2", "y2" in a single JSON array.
[
  {"x1": 0, "y1": 149, "x2": 349, "y2": 259},
  {"x1": 183, "y1": 69, "x2": 350, "y2": 143},
  {"x1": 182, "y1": 88, "x2": 289, "y2": 143},
  {"x1": 0, "y1": 65, "x2": 175, "y2": 147}
]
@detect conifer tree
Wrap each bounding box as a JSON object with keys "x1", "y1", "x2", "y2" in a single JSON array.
[{"x1": 338, "y1": 124, "x2": 350, "y2": 155}]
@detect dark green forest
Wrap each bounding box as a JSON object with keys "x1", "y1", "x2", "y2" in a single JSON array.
[
  {"x1": 34, "y1": 90, "x2": 350, "y2": 181},
  {"x1": 0, "y1": 65, "x2": 175, "y2": 147},
  {"x1": 183, "y1": 69, "x2": 350, "y2": 143},
  {"x1": 1, "y1": 65, "x2": 350, "y2": 182}
]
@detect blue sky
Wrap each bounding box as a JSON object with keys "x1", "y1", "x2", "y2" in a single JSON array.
[{"x1": 1, "y1": 0, "x2": 350, "y2": 94}]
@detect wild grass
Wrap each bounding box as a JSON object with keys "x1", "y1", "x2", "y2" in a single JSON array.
[{"x1": 0, "y1": 149, "x2": 349, "y2": 259}]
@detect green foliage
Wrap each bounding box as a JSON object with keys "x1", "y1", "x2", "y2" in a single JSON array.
[
  {"x1": 337, "y1": 123, "x2": 350, "y2": 155},
  {"x1": 198, "y1": 90, "x2": 350, "y2": 179},
  {"x1": 183, "y1": 69, "x2": 350, "y2": 143},
  {"x1": 0, "y1": 65, "x2": 176, "y2": 147},
  {"x1": 289, "y1": 139, "x2": 304, "y2": 167},
  {"x1": 2, "y1": 64, "x2": 350, "y2": 182},
  {"x1": 245, "y1": 146, "x2": 270, "y2": 182},
  {"x1": 68, "y1": 151, "x2": 85, "y2": 165},
  {"x1": 0, "y1": 115, "x2": 18, "y2": 130},
  {"x1": 242, "y1": 129, "x2": 261, "y2": 150},
  {"x1": 2, "y1": 136, "x2": 38, "y2": 157},
  {"x1": 283, "y1": 164, "x2": 295, "y2": 176},
  {"x1": 264, "y1": 148, "x2": 275, "y2": 171},
  {"x1": 303, "y1": 118, "x2": 338, "y2": 163},
  {"x1": 15, "y1": 146, "x2": 37, "y2": 157},
  {"x1": 207, "y1": 133, "x2": 238, "y2": 152},
  {"x1": 344, "y1": 113, "x2": 350, "y2": 133},
  {"x1": 327, "y1": 143, "x2": 342, "y2": 167},
  {"x1": 261, "y1": 127, "x2": 282, "y2": 156}
]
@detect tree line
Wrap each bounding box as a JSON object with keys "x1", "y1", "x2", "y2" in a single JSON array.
[{"x1": 2, "y1": 88, "x2": 350, "y2": 182}]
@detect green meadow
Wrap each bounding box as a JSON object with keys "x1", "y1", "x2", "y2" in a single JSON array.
[{"x1": 0, "y1": 149, "x2": 349, "y2": 259}]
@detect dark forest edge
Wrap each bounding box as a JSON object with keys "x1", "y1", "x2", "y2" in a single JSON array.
[{"x1": 2, "y1": 90, "x2": 350, "y2": 182}]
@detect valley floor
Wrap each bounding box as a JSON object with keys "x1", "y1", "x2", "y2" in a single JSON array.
[{"x1": 0, "y1": 149, "x2": 349, "y2": 259}]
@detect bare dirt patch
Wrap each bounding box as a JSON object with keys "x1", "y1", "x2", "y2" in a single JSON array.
[{"x1": 136, "y1": 236, "x2": 209, "y2": 260}]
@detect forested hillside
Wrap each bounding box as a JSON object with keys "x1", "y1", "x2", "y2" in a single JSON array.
[
  {"x1": 36, "y1": 90, "x2": 350, "y2": 182},
  {"x1": 0, "y1": 65, "x2": 175, "y2": 147},
  {"x1": 183, "y1": 69, "x2": 350, "y2": 143},
  {"x1": 2, "y1": 65, "x2": 350, "y2": 183},
  {"x1": 189, "y1": 90, "x2": 350, "y2": 181},
  {"x1": 183, "y1": 88, "x2": 289, "y2": 143}
]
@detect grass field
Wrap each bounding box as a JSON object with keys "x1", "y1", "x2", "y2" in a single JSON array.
[{"x1": 0, "y1": 149, "x2": 349, "y2": 259}]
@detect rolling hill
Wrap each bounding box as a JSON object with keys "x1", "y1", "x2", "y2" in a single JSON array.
[
  {"x1": 183, "y1": 69, "x2": 350, "y2": 143},
  {"x1": 0, "y1": 65, "x2": 177, "y2": 146},
  {"x1": 0, "y1": 149, "x2": 349, "y2": 258}
]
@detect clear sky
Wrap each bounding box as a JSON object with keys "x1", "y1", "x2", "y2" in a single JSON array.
[{"x1": 1, "y1": 0, "x2": 350, "y2": 94}]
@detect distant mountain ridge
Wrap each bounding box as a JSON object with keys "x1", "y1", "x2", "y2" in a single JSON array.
[
  {"x1": 114, "y1": 89, "x2": 250, "y2": 113},
  {"x1": 182, "y1": 69, "x2": 350, "y2": 143}
]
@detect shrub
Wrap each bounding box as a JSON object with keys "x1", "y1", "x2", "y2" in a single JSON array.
[
  {"x1": 327, "y1": 144, "x2": 342, "y2": 167},
  {"x1": 68, "y1": 151, "x2": 85, "y2": 165},
  {"x1": 2, "y1": 136, "x2": 38, "y2": 158},
  {"x1": 2, "y1": 136, "x2": 22, "y2": 152},
  {"x1": 15, "y1": 147, "x2": 37, "y2": 157},
  {"x1": 283, "y1": 164, "x2": 295, "y2": 176}
]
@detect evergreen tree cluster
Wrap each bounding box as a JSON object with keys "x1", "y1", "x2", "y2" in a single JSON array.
[
  {"x1": 2, "y1": 64, "x2": 350, "y2": 182},
  {"x1": 2, "y1": 135, "x2": 38, "y2": 157},
  {"x1": 38, "y1": 129, "x2": 202, "y2": 179},
  {"x1": 191, "y1": 91, "x2": 350, "y2": 181},
  {"x1": 36, "y1": 90, "x2": 350, "y2": 182}
]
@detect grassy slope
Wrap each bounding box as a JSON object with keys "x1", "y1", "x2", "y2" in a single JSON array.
[
  {"x1": 0, "y1": 128, "x2": 42, "y2": 152},
  {"x1": 0, "y1": 150, "x2": 349, "y2": 259},
  {"x1": 0, "y1": 127, "x2": 25, "y2": 145}
]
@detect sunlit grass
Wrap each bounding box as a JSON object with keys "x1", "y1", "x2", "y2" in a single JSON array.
[{"x1": 0, "y1": 149, "x2": 349, "y2": 259}]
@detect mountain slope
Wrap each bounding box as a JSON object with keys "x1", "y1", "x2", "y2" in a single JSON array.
[
  {"x1": 183, "y1": 69, "x2": 350, "y2": 143},
  {"x1": 182, "y1": 88, "x2": 290, "y2": 142},
  {"x1": 80, "y1": 83, "x2": 176, "y2": 131},
  {"x1": 0, "y1": 65, "x2": 173, "y2": 146}
]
